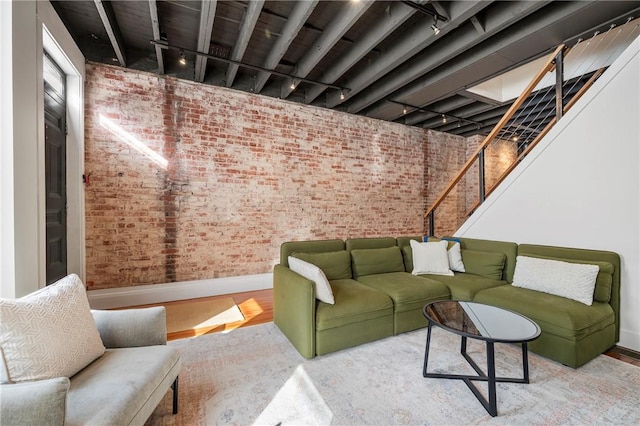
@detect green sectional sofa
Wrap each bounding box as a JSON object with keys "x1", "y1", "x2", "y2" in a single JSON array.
[{"x1": 273, "y1": 236, "x2": 620, "y2": 368}]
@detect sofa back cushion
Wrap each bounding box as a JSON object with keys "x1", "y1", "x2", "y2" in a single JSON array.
[
  {"x1": 346, "y1": 237, "x2": 397, "y2": 251},
  {"x1": 397, "y1": 236, "x2": 422, "y2": 272},
  {"x1": 516, "y1": 253, "x2": 614, "y2": 303},
  {"x1": 456, "y1": 237, "x2": 518, "y2": 282},
  {"x1": 280, "y1": 239, "x2": 345, "y2": 266},
  {"x1": 461, "y1": 249, "x2": 506, "y2": 280},
  {"x1": 292, "y1": 250, "x2": 352, "y2": 280},
  {"x1": 350, "y1": 246, "x2": 405, "y2": 278}
]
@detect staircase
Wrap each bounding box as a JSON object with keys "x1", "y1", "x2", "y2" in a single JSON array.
[{"x1": 424, "y1": 18, "x2": 640, "y2": 236}]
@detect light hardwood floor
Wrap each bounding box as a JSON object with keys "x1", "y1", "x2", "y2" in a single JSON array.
[
  {"x1": 128, "y1": 289, "x2": 273, "y2": 341},
  {"x1": 133, "y1": 289, "x2": 640, "y2": 368}
]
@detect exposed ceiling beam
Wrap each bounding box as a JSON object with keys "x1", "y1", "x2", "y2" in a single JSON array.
[
  {"x1": 151, "y1": 41, "x2": 347, "y2": 91},
  {"x1": 470, "y1": 15, "x2": 485, "y2": 34},
  {"x1": 254, "y1": 0, "x2": 318, "y2": 94},
  {"x1": 194, "y1": 0, "x2": 217, "y2": 83},
  {"x1": 94, "y1": 0, "x2": 127, "y2": 66},
  {"x1": 304, "y1": 0, "x2": 426, "y2": 104},
  {"x1": 226, "y1": 0, "x2": 265, "y2": 88},
  {"x1": 348, "y1": 0, "x2": 550, "y2": 114},
  {"x1": 457, "y1": 89, "x2": 502, "y2": 106},
  {"x1": 148, "y1": 0, "x2": 164, "y2": 74},
  {"x1": 325, "y1": 1, "x2": 490, "y2": 109},
  {"x1": 407, "y1": 98, "x2": 499, "y2": 127},
  {"x1": 280, "y1": 0, "x2": 374, "y2": 99},
  {"x1": 364, "y1": 1, "x2": 639, "y2": 121}
]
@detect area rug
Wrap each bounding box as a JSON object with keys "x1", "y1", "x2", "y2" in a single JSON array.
[
  {"x1": 147, "y1": 322, "x2": 640, "y2": 425},
  {"x1": 164, "y1": 297, "x2": 244, "y2": 334}
]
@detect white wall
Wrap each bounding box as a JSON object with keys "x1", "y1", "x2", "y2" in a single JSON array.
[
  {"x1": 457, "y1": 37, "x2": 640, "y2": 351},
  {"x1": 0, "y1": 1, "x2": 85, "y2": 298},
  {"x1": 0, "y1": 1, "x2": 41, "y2": 298},
  {"x1": 0, "y1": 0, "x2": 17, "y2": 297}
]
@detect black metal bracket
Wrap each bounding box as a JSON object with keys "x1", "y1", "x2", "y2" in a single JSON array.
[{"x1": 400, "y1": 1, "x2": 448, "y2": 22}]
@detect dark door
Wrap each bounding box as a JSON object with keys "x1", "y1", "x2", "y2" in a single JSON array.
[{"x1": 44, "y1": 54, "x2": 67, "y2": 285}]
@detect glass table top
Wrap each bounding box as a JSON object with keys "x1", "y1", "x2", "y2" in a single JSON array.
[{"x1": 424, "y1": 301, "x2": 541, "y2": 343}]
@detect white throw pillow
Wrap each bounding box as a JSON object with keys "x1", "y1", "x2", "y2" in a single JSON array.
[
  {"x1": 410, "y1": 240, "x2": 454, "y2": 276},
  {"x1": 446, "y1": 242, "x2": 465, "y2": 273},
  {"x1": 0, "y1": 274, "x2": 105, "y2": 382},
  {"x1": 512, "y1": 256, "x2": 599, "y2": 305},
  {"x1": 288, "y1": 256, "x2": 335, "y2": 304}
]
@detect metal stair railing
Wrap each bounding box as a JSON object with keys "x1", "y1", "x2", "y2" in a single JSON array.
[{"x1": 424, "y1": 18, "x2": 640, "y2": 236}]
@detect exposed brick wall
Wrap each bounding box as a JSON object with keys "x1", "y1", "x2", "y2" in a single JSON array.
[
  {"x1": 84, "y1": 64, "x2": 429, "y2": 289},
  {"x1": 425, "y1": 133, "x2": 518, "y2": 236},
  {"x1": 465, "y1": 135, "x2": 518, "y2": 215},
  {"x1": 424, "y1": 130, "x2": 468, "y2": 236}
]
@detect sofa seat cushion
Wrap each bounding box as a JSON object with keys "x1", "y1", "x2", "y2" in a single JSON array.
[
  {"x1": 473, "y1": 285, "x2": 615, "y2": 340},
  {"x1": 316, "y1": 279, "x2": 393, "y2": 331},
  {"x1": 421, "y1": 273, "x2": 507, "y2": 301},
  {"x1": 66, "y1": 345, "x2": 181, "y2": 426},
  {"x1": 356, "y1": 272, "x2": 450, "y2": 313}
]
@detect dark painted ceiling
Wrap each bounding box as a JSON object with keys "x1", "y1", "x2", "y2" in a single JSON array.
[{"x1": 52, "y1": 1, "x2": 640, "y2": 137}]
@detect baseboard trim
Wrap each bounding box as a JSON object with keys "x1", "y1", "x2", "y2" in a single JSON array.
[
  {"x1": 619, "y1": 329, "x2": 640, "y2": 353},
  {"x1": 87, "y1": 273, "x2": 273, "y2": 309}
]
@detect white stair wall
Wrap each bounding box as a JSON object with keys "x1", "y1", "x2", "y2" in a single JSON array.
[{"x1": 457, "y1": 36, "x2": 640, "y2": 351}]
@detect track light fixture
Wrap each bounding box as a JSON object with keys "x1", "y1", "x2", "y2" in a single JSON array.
[
  {"x1": 290, "y1": 80, "x2": 296, "y2": 90},
  {"x1": 431, "y1": 17, "x2": 441, "y2": 36},
  {"x1": 340, "y1": 90, "x2": 345, "y2": 100},
  {"x1": 386, "y1": 100, "x2": 483, "y2": 128},
  {"x1": 179, "y1": 50, "x2": 186, "y2": 65}
]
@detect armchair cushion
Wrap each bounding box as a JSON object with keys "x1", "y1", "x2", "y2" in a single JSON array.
[
  {"x1": 0, "y1": 274, "x2": 104, "y2": 382},
  {"x1": 91, "y1": 307, "x2": 167, "y2": 348},
  {"x1": 0, "y1": 377, "x2": 69, "y2": 426}
]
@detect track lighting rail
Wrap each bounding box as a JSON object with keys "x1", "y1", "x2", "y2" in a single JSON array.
[
  {"x1": 400, "y1": 1, "x2": 448, "y2": 22},
  {"x1": 150, "y1": 40, "x2": 350, "y2": 94}
]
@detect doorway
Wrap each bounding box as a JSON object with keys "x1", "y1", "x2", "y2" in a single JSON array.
[{"x1": 43, "y1": 53, "x2": 67, "y2": 285}]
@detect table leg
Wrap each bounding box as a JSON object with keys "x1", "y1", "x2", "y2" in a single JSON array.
[
  {"x1": 423, "y1": 322, "x2": 433, "y2": 377},
  {"x1": 486, "y1": 341, "x2": 497, "y2": 417},
  {"x1": 522, "y1": 342, "x2": 530, "y2": 383}
]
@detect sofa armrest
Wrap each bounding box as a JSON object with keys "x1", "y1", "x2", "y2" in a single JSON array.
[
  {"x1": 0, "y1": 377, "x2": 69, "y2": 426},
  {"x1": 91, "y1": 306, "x2": 167, "y2": 348},
  {"x1": 273, "y1": 264, "x2": 316, "y2": 359}
]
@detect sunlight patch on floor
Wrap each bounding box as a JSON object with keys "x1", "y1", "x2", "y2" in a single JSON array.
[
  {"x1": 252, "y1": 365, "x2": 333, "y2": 425},
  {"x1": 165, "y1": 297, "x2": 244, "y2": 335},
  {"x1": 221, "y1": 297, "x2": 264, "y2": 333}
]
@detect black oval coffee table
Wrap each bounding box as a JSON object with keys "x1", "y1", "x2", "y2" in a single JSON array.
[{"x1": 423, "y1": 300, "x2": 541, "y2": 417}]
